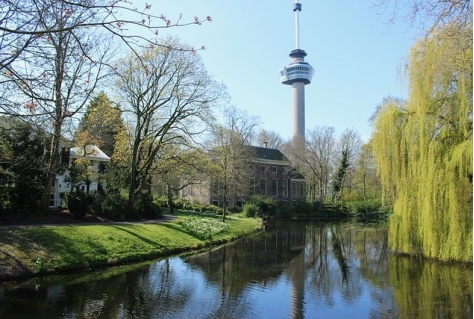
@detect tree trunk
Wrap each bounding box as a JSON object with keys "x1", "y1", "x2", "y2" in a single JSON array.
[
  {"x1": 39, "y1": 121, "x2": 62, "y2": 215},
  {"x1": 222, "y1": 193, "x2": 227, "y2": 223},
  {"x1": 167, "y1": 183, "x2": 174, "y2": 214}
]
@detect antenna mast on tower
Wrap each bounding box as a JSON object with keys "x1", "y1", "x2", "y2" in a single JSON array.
[{"x1": 279, "y1": 0, "x2": 314, "y2": 141}]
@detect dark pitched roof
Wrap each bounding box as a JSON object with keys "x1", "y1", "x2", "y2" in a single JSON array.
[{"x1": 251, "y1": 146, "x2": 289, "y2": 162}]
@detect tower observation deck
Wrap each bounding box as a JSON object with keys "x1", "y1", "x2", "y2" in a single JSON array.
[{"x1": 280, "y1": 1, "x2": 313, "y2": 140}]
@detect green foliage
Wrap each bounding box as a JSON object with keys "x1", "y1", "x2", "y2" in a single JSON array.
[
  {"x1": 167, "y1": 198, "x2": 222, "y2": 215},
  {"x1": 65, "y1": 189, "x2": 130, "y2": 221},
  {"x1": 180, "y1": 217, "x2": 229, "y2": 239},
  {"x1": 294, "y1": 201, "x2": 313, "y2": 217},
  {"x1": 153, "y1": 195, "x2": 169, "y2": 208},
  {"x1": 65, "y1": 192, "x2": 90, "y2": 219},
  {"x1": 345, "y1": 199, "x2": 391, "y2": 220},
  {"x1": 77, "y1": 92, "x2": 125, "y2": 158},
  {"x1": 372, "y1": 25, "x2": 473, "y2": 262},
  {"x1": 100, "y1": 190, "x2": 127, "y2": 220},
  {"x1": 0, "y1": 118, "x2": 47, "y2": 213},
  {"x1": 247, "y1": 195, "x2": 277, "y2": 215},
  {"x1": 332, "y1": 149, "x2": 349, "y2": 202},
  {"x1": 133, "y1": 191, "x2": 162, "y2": 220},
  {"x1": 277, "y1": 203, "x2": 294, "y2": 218},
  {"x1": 241, "y1": 202, "x2": 258, "y2": 218}
]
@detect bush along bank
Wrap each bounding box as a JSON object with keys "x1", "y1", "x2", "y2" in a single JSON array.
[
  {"x1": 0, "y1": 212, "x2": 262, "y2": 281},
  {"x1": 238, "y1": 196, "x2": 392, "y2": 222}
]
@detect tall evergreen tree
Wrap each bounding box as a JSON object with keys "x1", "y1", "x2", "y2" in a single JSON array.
[{"x1": 77, "y1": 92, "x2": 125, "y2": 157}]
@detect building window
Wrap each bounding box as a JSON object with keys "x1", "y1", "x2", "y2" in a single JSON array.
[
  {"x1": 212, "y1": 200, "x2": 219, "y2": 207},
  {"x1": 260, "y1": 178, "x2": 267, "y2": 196},
  {"x1": 261, "y1": 165, "x2": 266, "y2": 174},
  {"x1": 271, "y1": 178, "x2": 277, "y2": 196},
  {"x1": 271, "y1": 166, "x2": 277, "y2": 173},
  {"x1": 298, "y1": 183, "x2": 305, "y2": 197},
  {"x1": 291, "y1": 182, "x2": 296, "y2": 196},
  {"x1": 282, "y1": 179, "x2": 288, "y2": 197}
]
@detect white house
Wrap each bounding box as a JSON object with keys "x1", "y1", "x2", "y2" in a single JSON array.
[{"x1": 50, "y1": 145, "x2": 110, "y2": 208}]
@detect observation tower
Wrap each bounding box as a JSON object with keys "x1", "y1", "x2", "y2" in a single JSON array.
[{"x1": 279, "y1": 0, "x2": 314, "y2": 141}]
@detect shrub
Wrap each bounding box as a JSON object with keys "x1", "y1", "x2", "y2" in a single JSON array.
[
  {"x1": 346, "y1": 199, "x2": 381, "y2": 216},
  {"x1": 247, "y1": 195, "x2": 277, "y2": 215},
  {"x1": 203, "y1": 204, "x2": 220, "y2": 214},
  {"x1": 153, "y1": 195, "x2": 168, "y2": 208},
  {"x1": 174, "y1": 198, "x2": 190, "y2": 209},
  {"x1": 87, "y1": 191, "x2": 103, "y2": 216},
  {"x1": 100, "y1": 191, "x2": 127, "y2": 221},
  {"x1": 65, "y1": 191, "x2": 90, "y2": 219},
  {"x1": 242, "y1": 202, "x2": 258, "y2": 218},
  {"x1": 277, "y1": 203, "x2": 294, "y2": 218},
  {"x1": 312, "y1": 200, "x2": 324, "y2": 212},
  {"x1": 294, "y1": 201, "x2": 313, "y2": 217},
  {"x1": 134, "y1": 191, "x2": 162, "y2": 219}
]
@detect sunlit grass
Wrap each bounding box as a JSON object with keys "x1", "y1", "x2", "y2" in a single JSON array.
[{"x1": 0, "y1": 212, "x2": 261, "y2": 278}]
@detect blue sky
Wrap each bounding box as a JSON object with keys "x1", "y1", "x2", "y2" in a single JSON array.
[{"x1": 135, "y1": 1, "x2": 420, "y2": 142}]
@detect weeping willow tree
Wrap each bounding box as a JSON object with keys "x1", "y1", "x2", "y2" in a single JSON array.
[{"x1": 372, "y1": 24, "x2": 473, "y2": 262}]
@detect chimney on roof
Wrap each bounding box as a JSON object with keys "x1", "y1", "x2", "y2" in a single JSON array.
[{"x1": 263, "y1": 141, "x2": 268, "y2": 148}]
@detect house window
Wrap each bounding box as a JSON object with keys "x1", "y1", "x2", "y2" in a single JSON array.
[
  {"x1": 298, "y1": 183, "x2": 305, "y2": 197},
  {"x1": 271, "y1": 178, "x2": 277, "y2": 196},
  {"x1": 261, "y1": 165, "x2": 266, "y2": 174},
  {"x1": 271, "y1": 166, "x2": 277, "y2": 173},
  {"x1": 49, "y1": 193, "x2": 55, "y2": 207},
  {"x1": 260, "y1": 178, "x2": 267, "y2": 196},
  {"x1": 291, "y1": 182, "x2": 296, "y2": 196},
  {"x1": 282, "y1": 179, "x2": 288, "y2": 197}
]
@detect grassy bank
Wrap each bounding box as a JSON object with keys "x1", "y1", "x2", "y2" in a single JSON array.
[{"x1": 0, "y1": 211, "x2": 261, "y2": 280}]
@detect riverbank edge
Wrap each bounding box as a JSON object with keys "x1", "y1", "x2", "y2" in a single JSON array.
[{"x1": 0, "y1": 215, "x2": 263, "y2": 282}]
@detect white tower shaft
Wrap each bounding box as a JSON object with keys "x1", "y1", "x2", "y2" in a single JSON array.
[
  {"x1": 294, "y1": 0, "x2": 300, "y2": 49},
  {"x1": 292, "y1": 82, "x2": 305, "y2": 138}
]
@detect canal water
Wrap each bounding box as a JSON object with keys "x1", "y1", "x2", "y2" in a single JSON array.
[{"x1": 0, "y1": 222, "x2": 472, "y2": 318}]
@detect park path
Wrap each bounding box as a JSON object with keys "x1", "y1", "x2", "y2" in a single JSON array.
[{"x1": 0, "y1": 214, "x2": 178, "y2": 230}]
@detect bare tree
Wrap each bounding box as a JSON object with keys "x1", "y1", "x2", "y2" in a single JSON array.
[
  {"x1": 333, "y1": 128, "x2": 363, "y2": 200},
  {"x1": 206, "y1": 106, "x2": 259, "y2": 222},
  {"x1": 115, "y1": 37, "x2": 224, "y2": 219},
  {"x1": 0, "y1": 1, "x2": 115, "y2": 214},
  {"x1": 0, "y1": 0, "x2": 211, "y2": 71},
  {"x1": 352, "y1": 142, "x2": 381, "y2": 200},
  {"x1": 374, "y1": 0, "x2": 472, "y2": 32},
  {"x1": 296, "y1": 126, "x2": 337, "y2": 201},
  {"x1": 254, "y1": 129, "x2": 286, "y2": 150},
  {"x1": 153, "y1": 144, "x2": 207, "y2": 214}
]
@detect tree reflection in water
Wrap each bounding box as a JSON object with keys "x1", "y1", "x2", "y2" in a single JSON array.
[{"x1": 0, "y1": 222, "x2": 471, "y2": 319}]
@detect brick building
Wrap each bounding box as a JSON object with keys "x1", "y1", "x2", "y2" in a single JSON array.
[{"x1": 180, "y1": 145, "x2": 306, "y2": 207}]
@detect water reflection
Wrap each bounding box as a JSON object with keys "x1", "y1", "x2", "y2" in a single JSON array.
[{"x1": 0, "y1": 222, "x2": 471, "y2": 319}]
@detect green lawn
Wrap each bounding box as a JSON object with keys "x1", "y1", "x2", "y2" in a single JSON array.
[{"x1": 0, "y1": 211, "x2": 261, "y2": 280}]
